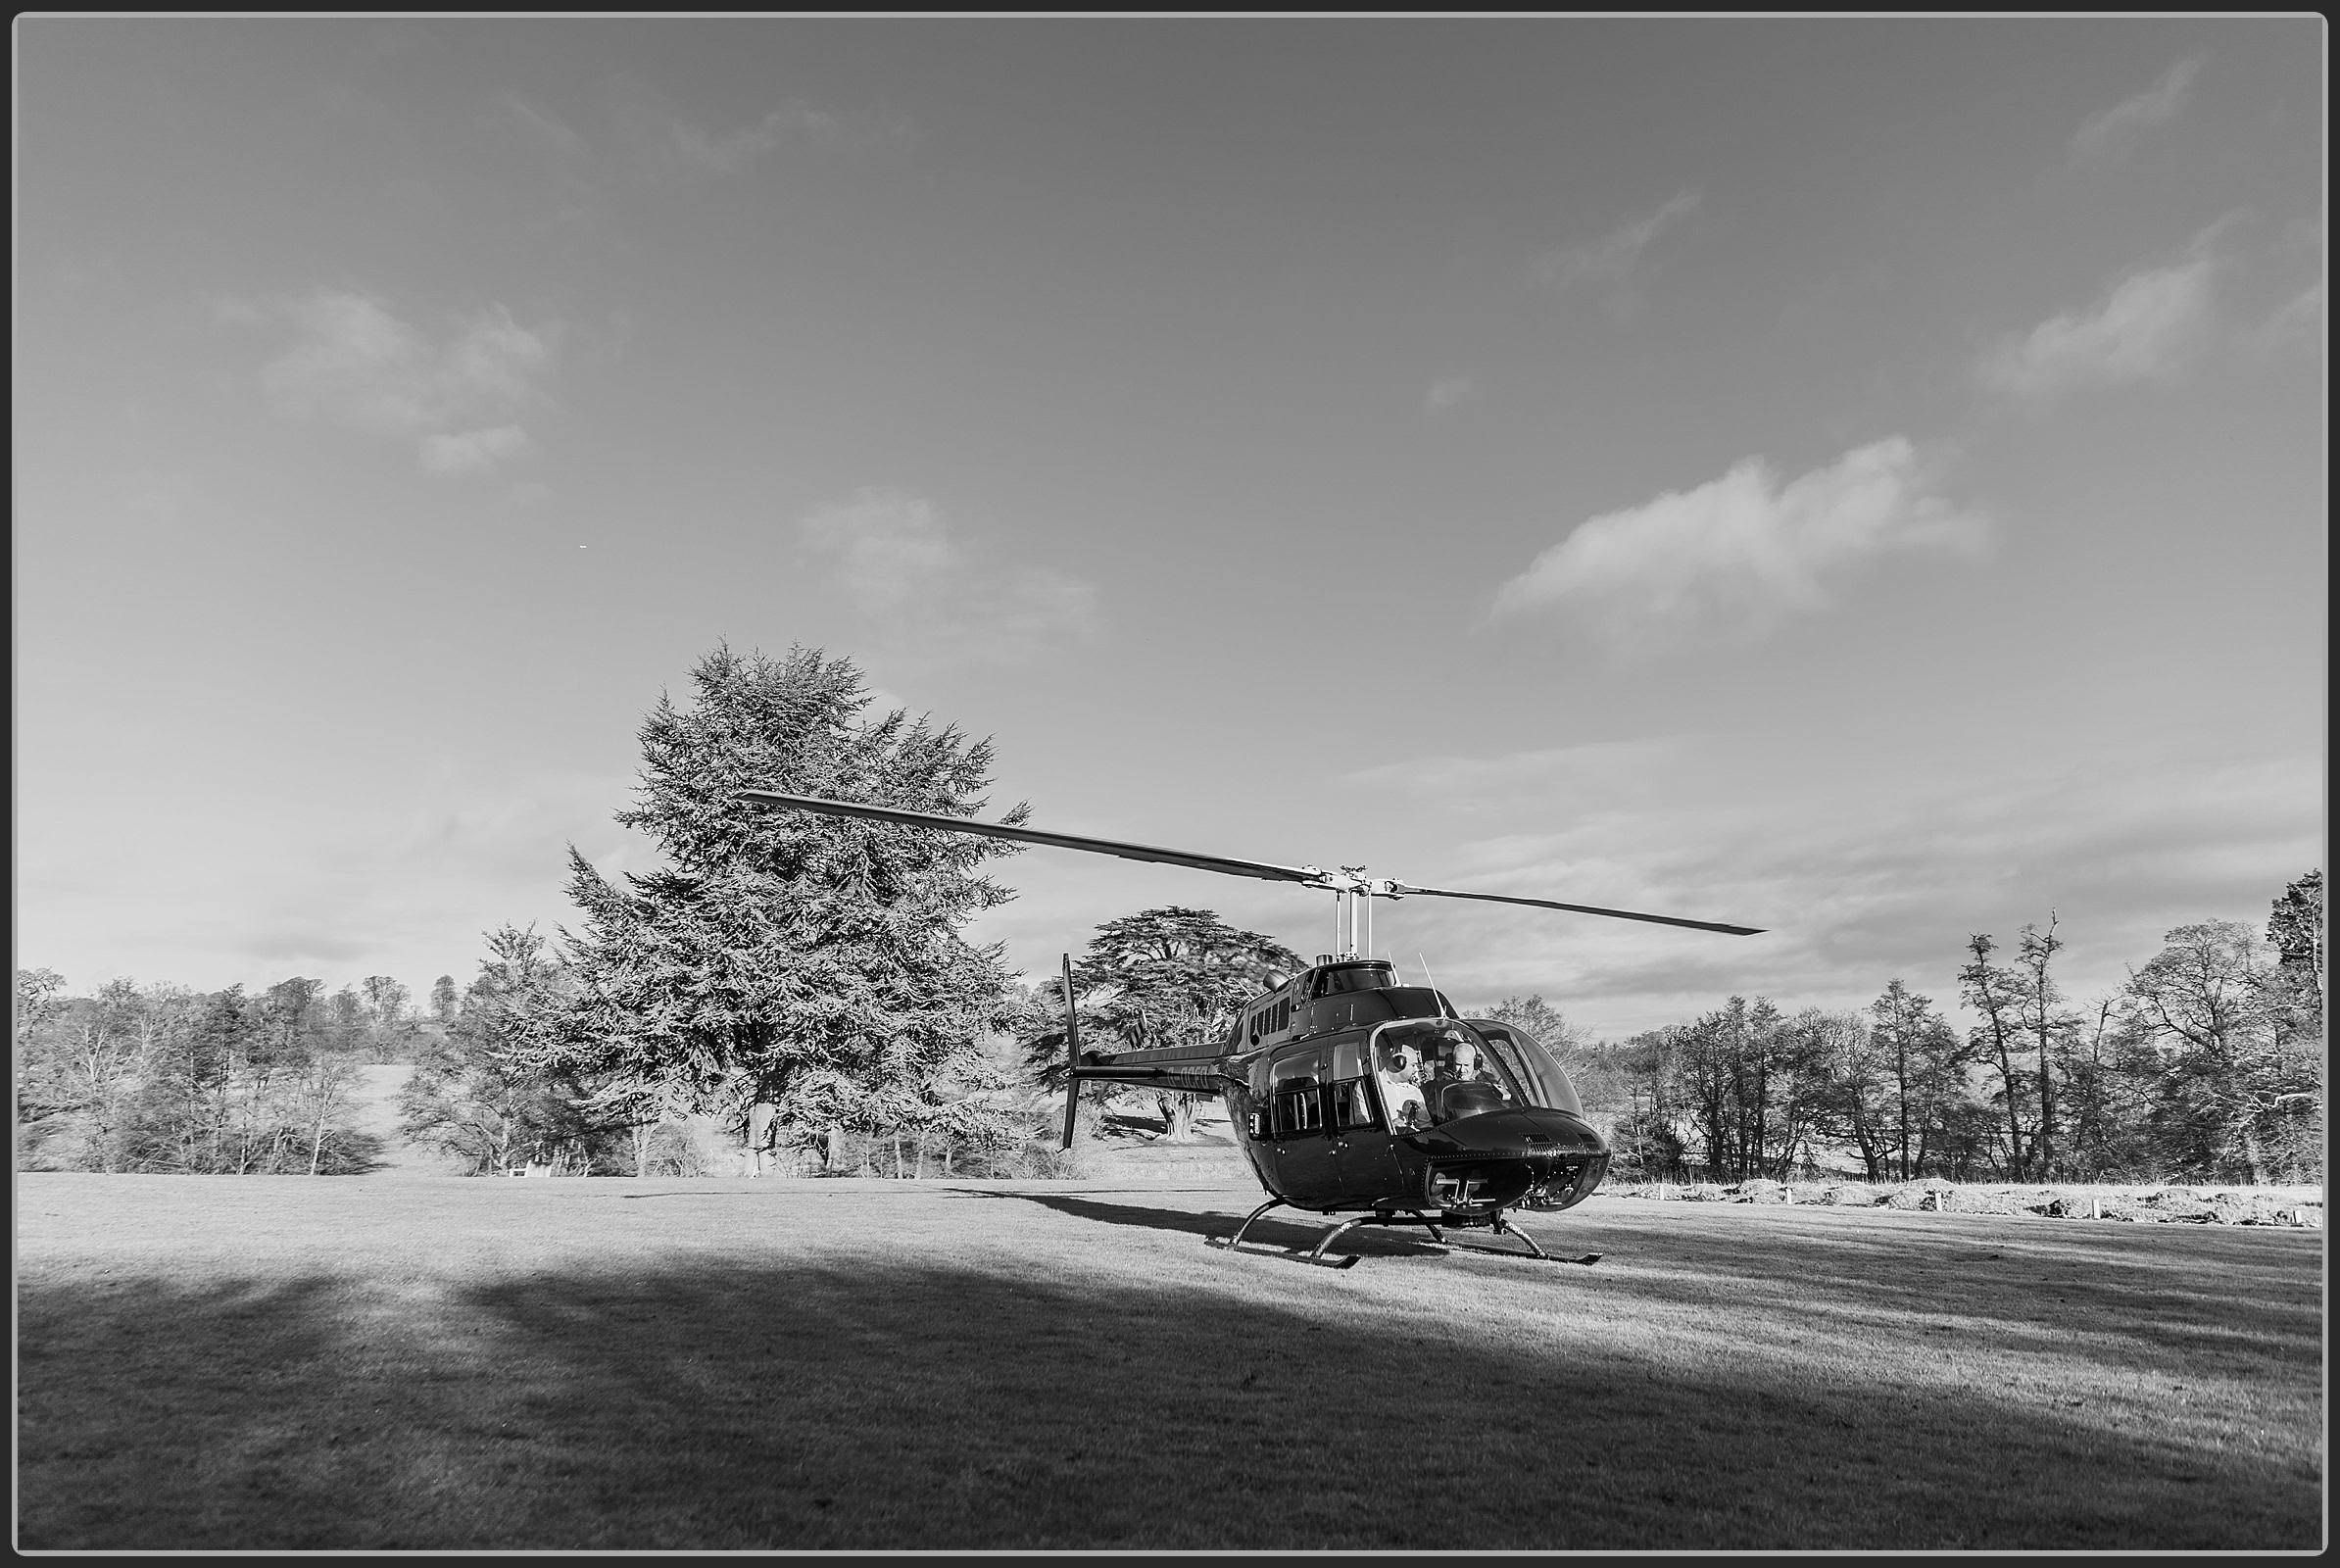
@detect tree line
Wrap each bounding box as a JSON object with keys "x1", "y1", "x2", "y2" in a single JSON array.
[
  {"x1": 1500, "y1": 871, "x2": 2322, "y2": 1187},
  {"x1": 16, "y1": 642, "x2": 2323, "y2": 1187},
  {"x1": 15, "y1": 972, "x2": 439, "y2": 1174}
]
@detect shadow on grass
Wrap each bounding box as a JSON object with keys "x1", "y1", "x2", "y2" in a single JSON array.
[
  {"x1": 330, "y1": 1130, "x2": 394, "y2": 1175},
  {"x1": 20, "y1": 1228, "x2": 2319, "y2": 1552},
  {"x1": 1574, "y1": 1211, "x2": 2326, "y2": 1386}
]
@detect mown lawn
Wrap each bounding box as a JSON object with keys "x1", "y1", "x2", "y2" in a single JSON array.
[{"x1": 16, "y1": 1171, "x2": 2322, "y2": 1550}]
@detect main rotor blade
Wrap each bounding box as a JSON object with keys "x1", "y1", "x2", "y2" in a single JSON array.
[
  {"x1": 737, "y1": 791, "x2": 1324, "y2": 886},
  {"x1": 1394, "y1": 883, "x2": 1764, "y2": 937}
]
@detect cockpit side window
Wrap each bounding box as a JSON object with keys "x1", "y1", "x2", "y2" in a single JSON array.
[
  {"x1": 1470, "y1": 1022, "x2": 1584, "y2": 1116},
  {"x1": 1327, "y1": 1076, "x2": 1380, "y2": 1133}
]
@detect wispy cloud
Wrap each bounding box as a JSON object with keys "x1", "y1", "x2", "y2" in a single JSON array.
[
  {"x1": 2250, "y1": 278, "x2": 2326, "y2": 360},
  {"x1": 1534, "y1": 189, "x2": 1701, "y2": 293},
  {"x1": 1342, "y1": 739, "x2": 2318, "y2": 1039},
  {"x1": 800, "y1": 489, "x2": 1096, "y2": 666},
  {"x1": 421, "y1": 424, "x2": 534, "y2": 476},
  {"x1": 1490, "y1": 438, "x2": 1988, "y2": 650},
  {"x1": 2070, "y1": 58, "x2": 2202, "y2": 164},
  {"x1": 1344, "y1": 738, "x2": 1693, "y2": 808},
  {"x1": 238, "y1": 289, "x2": 560, "y2": 474},
  {"x1": 1423, "y1": 376, "x2": 1474, "y2": 416},
  {"x1": 1976, "y1": 232, "x2": 2226, "y2": 401},
  {"x1": 15, "y1": 763, "x2": 652, "y2": 996},
  {"x1": 498, "y1": 91, "x2": 585, "y2": 159},
  {"x1": 659, "y1": 101, "x2": 913, "y2": 176},
  {"x1": 1979, "y1": 215, "x2": 2324, "y2": 398}
]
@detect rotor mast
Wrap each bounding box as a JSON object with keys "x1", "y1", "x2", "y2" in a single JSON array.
[{"x1": 1297, "y1": 863, "x2": 1402, "y2": 959}]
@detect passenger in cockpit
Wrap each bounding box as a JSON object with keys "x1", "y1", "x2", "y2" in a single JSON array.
[{"x1": 1376, "y1": 1042, "x2": 1428, "y2": 1131}]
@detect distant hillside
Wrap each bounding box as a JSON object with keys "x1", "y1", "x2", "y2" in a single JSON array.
[{"x1": 347, "y1": 1064, "x2": 462, "y2": 1177}]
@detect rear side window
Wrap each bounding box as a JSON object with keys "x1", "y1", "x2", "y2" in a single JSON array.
[{"x1": 1271, "y1": 1081, "x2": 1324, "y2": 1138}]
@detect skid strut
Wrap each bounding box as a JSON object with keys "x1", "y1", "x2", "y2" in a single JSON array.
[
  {"x1": 1492, "y1": 1211, "x2": 1549, "y2": 1259},
  {"x1": 1206, "y1": 1197, "x2": 1288, "y2": 1253},
  {"x1": 1305, "y1": 1216, "x2": 1371, "y2": 1268}
]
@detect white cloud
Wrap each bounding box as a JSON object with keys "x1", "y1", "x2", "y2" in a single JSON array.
[
  {"x1": 1490, "y1": 438, "x2": 1988, "y2": 648},
  {"x1": 421, "y1": 425, "x2": 534, "y2": 476},
  {"x1": 800, "y1": 489, "x2": 1097, "y2": 666},
  {"x1": 1534, "y1": 189, "x2": 1701, "y2": 291},
  {"x1": 1979, "y1": 216, "x2": 2324, "y2": 397},
  {"x1": 1976, "y1": 242, "x2": 2222, "y2": 400},
  {"x1": 246, "y1": 290, "x2": 558, "y2": 473},
  {"x1": 2070, "y1": 58, "x2": 2202, "y2": 163}
]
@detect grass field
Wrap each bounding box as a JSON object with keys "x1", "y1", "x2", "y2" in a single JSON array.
[{"x1": 17, "y1": 1169, "x2": 2324, "y2": 1550}]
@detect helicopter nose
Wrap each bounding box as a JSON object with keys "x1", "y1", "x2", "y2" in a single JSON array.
[
  {"x1": 1403, "y1": 1107, "x2": 1610, "y2": 1212},
  {"x1": 1413, "y1": 1105, "x2": 1606, "y2": 1160}
]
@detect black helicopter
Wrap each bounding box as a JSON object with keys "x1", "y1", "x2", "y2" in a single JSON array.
[{"x1": 740, "y1": 789, "x2": 1762, "y2": 1266}]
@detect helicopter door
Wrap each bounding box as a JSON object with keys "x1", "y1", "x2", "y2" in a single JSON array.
[
  {"x1": 1322, "y1": 1038, "x2": 1403, "y2": 1200},
  {"x1": 1264, "y1": 1050, "x2": 1340, "y2": 1206}
]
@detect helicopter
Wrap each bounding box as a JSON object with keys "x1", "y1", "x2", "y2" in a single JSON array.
[{"x1": 739, "y1": 788, "x2": 1762, "y2": 1266}]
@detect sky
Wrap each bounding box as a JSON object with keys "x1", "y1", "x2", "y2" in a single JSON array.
[{"x1": 14, "y1": 18, "x2": 2325, "y2": 1039}]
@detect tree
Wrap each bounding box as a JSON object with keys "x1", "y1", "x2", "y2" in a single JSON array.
[
  {"x1": 1608, "y1": 1026, "x2": 1690, "y2": 1179},
  {"x1": 1960, "y1": 934, "x2": 2032, "y2": 1180},
  {"x1": 2060, "y1": 995, "x2": 2158, "y2": 1179},
  {"x1": 2266, "y1": 869, "x2": 2324, "y2": 1046},
  {"x1": 1479, "y1": 995, "x2": 1581, "y2": 1053},
  {"x1": 1671, "y1": 995, "x2": 1797, "y2": 1181},
  {"x1": 15, "y1": 967, "x2": 68, "y2": 1049},
  {"x1": 528, "y1": 644, "x2": 1028, "y2": 1166},
  {"x1": 360, "y1": 976, "x2": 416, "y2": 1061},
  {"x1": 399, "y1": 924, "x2": 608, "y2": 1175},
  {"x1": 15, "y1": 973, "x2": 158, "y2": 1171},
  {"x1": 1869, "y1": 979, "x2": 1954, "y2": 1181},
  {"x1": 2126, "y1": 919, "x2": 2312, "y2": 1183},
  {"x1": 1819, "y1": 1001, "x2": 1899, "y2": 1181},
  {"x1": 15, "y1": 968, "x2": 76, "y2": 1152},
  {"x1": 1023, "y1": 906, "x2": 1301, "y2": 1142},
  {"x1": 1480, "y1": 995, "x2": 1628, "y2": 1113},
  {"x1": 2015, "y1": 916, "x2": 2079, "y2": 1179}
]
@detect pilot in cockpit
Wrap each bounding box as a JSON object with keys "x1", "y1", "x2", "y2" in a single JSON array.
[{"x1": 1423, "y1": 1028, "x2": 1504, "y2": 1121}]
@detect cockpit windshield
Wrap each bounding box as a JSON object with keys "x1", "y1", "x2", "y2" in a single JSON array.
[
  {"x1": 1367, "y1": 1018, "x2": 1524, "y2": 1130},
  {"x1": 1470, "y1": 1021, "x2": 1584, "y2": 1118}
]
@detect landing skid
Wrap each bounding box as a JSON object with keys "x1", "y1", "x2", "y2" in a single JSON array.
[
  {"x1": 1206, "y1": 1200, "x2": 1599, "y2": 1268},
  {"x1": 1205, "y1": 1198, "x2": 1363, "y2": 1268}
]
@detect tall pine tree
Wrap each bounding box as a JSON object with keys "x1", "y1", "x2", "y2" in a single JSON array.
[{"x1": 535, "y1": 645, "x2": 1027, "y2": 1158}]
